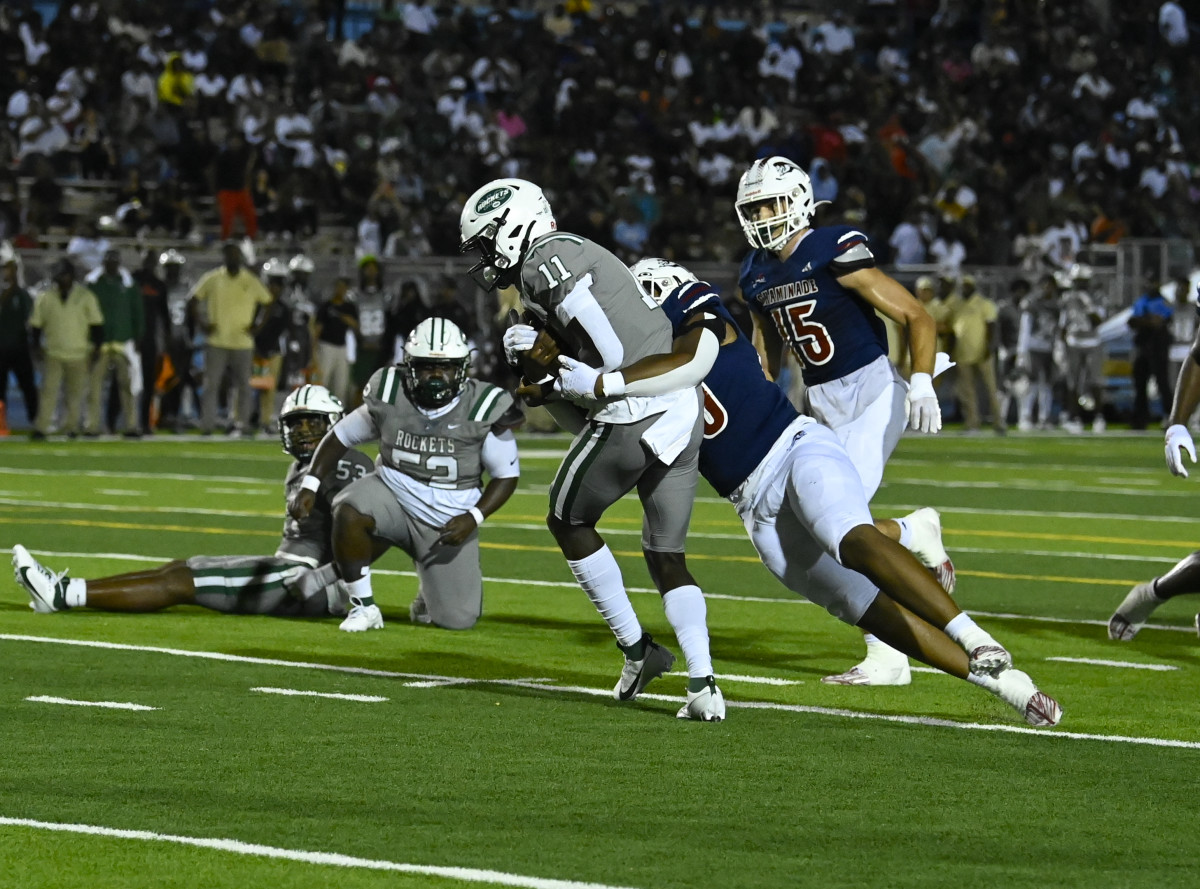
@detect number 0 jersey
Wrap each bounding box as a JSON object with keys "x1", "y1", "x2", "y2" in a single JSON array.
[
  {"x1": 739, "y1": 225, "x2": 887, "y2": 387},
  {"x1": 660, "y1": 282, "x2": 798, "y2": 497},
  {"x1": 279, "y1": 449, "x2": 374, "y2": 566}
]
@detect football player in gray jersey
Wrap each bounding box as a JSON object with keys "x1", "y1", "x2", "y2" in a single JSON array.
[
  {"x1": 289, "y1": 317, "x2": 522, "y2": 632},
  {"x1": 460, "y1": 177, "x2": 723, "y2": 720},
  {"x1": 12, "y1": 385, "x2": 372, "y2": 618}
]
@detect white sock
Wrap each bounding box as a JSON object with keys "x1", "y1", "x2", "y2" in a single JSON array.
[
  {"x1": 568, "y1": 546, "x2": 642, "y2": 649},
  {"x1": 662, "y1": 584, "x2": 712, "y2": 678},
  {"x1": 966, "y1": 672, "x2": 1000, "y2": 693},
  {"x1": 863, "y1": 633, "x2": 908, "y2": 664},
  {"x1": 944, "y1": 612, "x2": 997, "y2": 652},
  {"x1": 65, "y1": 578, "x2": 87, "y2": 608},
  {"x1": 895, "y1": 518, "x2": 913, "y2": 549},
  {"x1": 344, "y1": 569, "x2": 373, "y2": 602}
]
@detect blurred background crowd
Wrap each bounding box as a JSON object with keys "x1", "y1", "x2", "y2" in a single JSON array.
[{"x1": 0, "y1": 0, "x2": 1198, "y2": 437}]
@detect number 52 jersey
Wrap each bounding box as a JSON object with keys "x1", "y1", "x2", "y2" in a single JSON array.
[{"x1": 739, "y1": 224, "x2": 888, "y2": 387}]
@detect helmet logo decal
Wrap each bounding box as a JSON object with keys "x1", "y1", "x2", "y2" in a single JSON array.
[{"x1": 474, "y1": 187, "x2": 513, "y2": 215}]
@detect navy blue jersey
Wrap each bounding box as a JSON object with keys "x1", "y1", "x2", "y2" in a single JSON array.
[
  {"x1": 661, "y1": 282, "x2": 798, "y2": 497},
  {"x1": 739, "y1": 224, "x2": 888, "y2": 386}
]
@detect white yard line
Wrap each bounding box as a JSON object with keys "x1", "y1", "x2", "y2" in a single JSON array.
[
  {"x1": 0, "y1": 817, "x2": 642, "y2": 889},
  {"x1": 93, "y1": 489, "x2": 147, "y2": 497},
  {"x1": 25, "y1": 695, "x2": 157, "y2": 711},
  {"x1": 5, "y1": 548, "x2": 1198, "y2": 634},
  {"x1": 3, "y1": 634, "x2": 1198, "y2": 749},
  {"x1": 251, "y1": 687, "x2": 388, "y2": 702},
  {"x1": 1046, "y1": 657, "x2": 1179, "y2": 671}
]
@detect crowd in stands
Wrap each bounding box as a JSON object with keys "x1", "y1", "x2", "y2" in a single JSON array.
[
  {"x1": 0, "y1": 1, "x2": 1195, "y2": 273},
  {"x1": 0, "y1": 0, "x2": 1198, "y2": 435}
]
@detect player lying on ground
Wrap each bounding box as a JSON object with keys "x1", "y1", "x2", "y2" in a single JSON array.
[
  {"x1": 553, "y1": 260, "x2": 1061, "y2": 726},
  {"x1": 1110, "y1": 297, "x2": 1200, "y2": 640},
  {"x1": 465, "y1": 178, "x2": 725, "y2": 721},
  {"x1": 12, "y1": 385, "x2": 371, "y2": 617},
  {"x1": 289, "y1": 317, "x2": 521, "y2": 633}
]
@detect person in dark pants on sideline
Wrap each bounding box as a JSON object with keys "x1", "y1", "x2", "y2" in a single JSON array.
[
  {"x1": 1128, "y1": 274, "x2": 1174, "y2": 430},
  {"x1": 0, "y1": 242, "x2": 38, "y2": 428}
]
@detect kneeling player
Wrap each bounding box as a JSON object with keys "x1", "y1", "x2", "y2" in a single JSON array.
[
  {"x1": 289, "y1": 317, "x2": 522, "y2": 632},
  {"x1": 554, "y1": 260, "x2": 1062, "y2": 726},
  {"x1": 12, "y1": 385, "x2": 372, "y2": 617}
]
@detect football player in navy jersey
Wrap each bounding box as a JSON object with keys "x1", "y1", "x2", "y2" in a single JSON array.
[
  {"x1": 555, "y1": 260, "x2": 1062, "y2": 727},
  {"x1": 735, "y1": 156, "x2": 955, "y2": 687}
]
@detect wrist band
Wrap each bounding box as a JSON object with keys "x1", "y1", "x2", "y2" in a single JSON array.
[
  {"x1": 600, "y1": 372, "x2": 626, "y2": 397},
  {"x1": 300, "y1": 475, "x2": 321, "y2": 492},
  {"x1": 468, "y1": 506, "x2": 485, "y2": 526}
]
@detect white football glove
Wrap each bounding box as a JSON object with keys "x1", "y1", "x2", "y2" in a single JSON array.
[
  {"x1": 907, "y1": 372, "x2": 942, "y2": 434},
  {"x1": 1164, "y1": 424, "x2": 1196, "y2": 477},
  {"x1": 555, "y1": 355, "x2": 601, "y2": 400},
  {"x1": 502, "y1": 324, "x2": 538, "y2": 365}
]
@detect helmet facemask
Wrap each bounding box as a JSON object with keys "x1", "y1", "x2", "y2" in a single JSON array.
[
  {"x1": 460, "y1": 211, "x2": 516, "y2": 291},
  {"x1": 404, "y1": 357, "x2": 470, "y2": 409},
  {"x1": 280, "y1": 412, "x2": 332, "y2": 461}
]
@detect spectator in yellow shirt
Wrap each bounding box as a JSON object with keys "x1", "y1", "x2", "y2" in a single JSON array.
[
  {"x1": 951, "y1": 275, "x2": 1004, "y2": 434},
  {"x1": 189, "y1": 242, "x2": 273, "y2": 436},
  {"x1": 29, "y1": 258, "x2": 104, "y2": 439},
  {"x1": 157, "y1": 54, "x2": 194, "y2": 108}
]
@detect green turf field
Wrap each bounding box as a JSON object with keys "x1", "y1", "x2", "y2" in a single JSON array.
[{"x1": 1, "y1": 430, "x2": 1198, "y2": 889}]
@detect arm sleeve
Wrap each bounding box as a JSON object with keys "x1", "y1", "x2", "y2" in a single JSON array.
[
  {"x1": 332, "y1": 404, "x2": 378, "y2": 447},
  {"x1": 621, "y1": 326, "x2": 720, "y2": 397},
  {"x1": 481, "y1": 428, "x2": 519, "y2": 479},
  {"x1": 555, "y1": 273, "x2": 624, "y2": 371}
]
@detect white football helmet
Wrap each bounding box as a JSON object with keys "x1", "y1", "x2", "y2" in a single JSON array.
[
  {"x1": 262, "y1": 257, "x2": 288, "y2": 280},
  {"x1": 459, "y1": 178, "x2": 556, "y2": 291},
  {"x1": 403, "y1": 316, "x2": 472, "y2": 408},
  {"x1": 630, "y1": 257, "x2": 698, "y2": 306},
  {"x1": 159, "y1": 248, "x2": 185, "y2": 267},
  {"x1": 735, "y1": 156, "x2": 823, "y2": 251},
  {"x1": 279, "y1": 384, "x2": 344, "y2": 461}
]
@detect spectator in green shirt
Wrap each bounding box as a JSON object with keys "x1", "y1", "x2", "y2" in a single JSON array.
[{"x1": 84, "y1": 248, "x2": 144, "y2": 437}]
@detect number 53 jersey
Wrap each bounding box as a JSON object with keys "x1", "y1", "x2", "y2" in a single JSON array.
[{"x1": 738, "y1": 224, "x2": 888, "y2": 387}]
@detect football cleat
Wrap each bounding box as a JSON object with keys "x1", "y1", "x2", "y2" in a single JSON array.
[
  {"x1": 992, "y1": 669, "x2": 1063, "y2": 727},
  {"x1": 339, "y1": 598, "x2": 384, "y2": 632},
  {"x1": 613, "y1": 633, "x2": 676, "y2": 701},
  {"x1": 968, "y1": 643, "x2": 1012, "y2": 677},
  {"x1": 903, "y1": 507, "x2": 956, "y2": 594},
  {"x1": 12, "y1": 544, "x2": 68, "y2": 613},
  {"x1": 821, "y1": 659, "x2": 912, "y2": 687},
  {"x1": 1107, "y1": 582, "x2": 1161, "y2": 641},
  {"x1": 676, "y1": 676, "x2": 726, "y2": 722}
]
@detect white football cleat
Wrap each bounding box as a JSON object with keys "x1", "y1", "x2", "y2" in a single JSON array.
[
  {"x1": 613, "y1": 633, "x2": 676, "y2": 701},
  {"x1": 676, "y1": 676, "x2": 726, "y2": 722},
  {"x1": 992, "y1": 668, "x2": 1063, "y2": 727},
  {"x1": 12, "y1": 544, "x2": 68, "y2": 613},
  {"x1": 822, "y1": 646, "x2": 912, "y2": 686},
  {"x1": 967, "y1": 643, "x2": 1012, "y2": 677},
  {"x1": 339, "y1": 598, "x2": 384, "y2": 632},
  {"x1": 903, "y1": 507, "x2": 956, "y2": 594},
  {"x1": 1108, "y1": 582, "x2": 1161, "y2": 641}
]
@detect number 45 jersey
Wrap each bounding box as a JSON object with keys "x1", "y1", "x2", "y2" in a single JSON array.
[
  {"x1": 660, "y1": 283, "x2": 798, "y2": 498},
  {"x1": 738, "y1": 225, "x2": 888, "y2": 387}
]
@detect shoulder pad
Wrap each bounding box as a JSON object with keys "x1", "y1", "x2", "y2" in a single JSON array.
[
  {"x1": 363, "y1": 366, "x2": 402, "y2": 405},
  {"x1": 465, "y1": 382, "x2": 515, "y2": 424}
]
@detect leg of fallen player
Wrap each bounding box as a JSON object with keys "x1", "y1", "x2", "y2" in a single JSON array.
[{"x1": 55, "y1": 561, "x2": 196, "y2": 611}]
